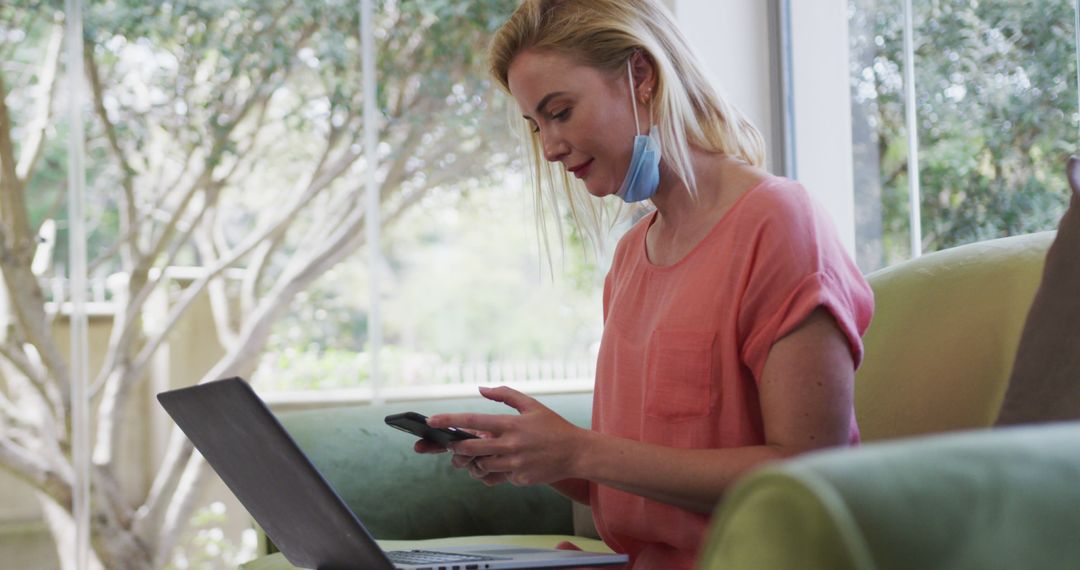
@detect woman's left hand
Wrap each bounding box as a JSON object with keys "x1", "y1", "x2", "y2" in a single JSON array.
[{"x1": 427, "y1": 386, "x2": 588, "y2": 487}]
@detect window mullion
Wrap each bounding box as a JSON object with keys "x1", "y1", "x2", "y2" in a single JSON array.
[{"x1": 901, "y1": 0, "x2": 923, "y2": 258}]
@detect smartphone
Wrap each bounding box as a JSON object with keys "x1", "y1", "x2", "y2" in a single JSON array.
[{"x1": 384, "y1": 411, "x2": 479, "y2": 447}]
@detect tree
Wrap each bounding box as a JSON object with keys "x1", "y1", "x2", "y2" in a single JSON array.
[
  {"x1": 849, "y1": 0, "x2": 1077, "y2": 270},
  {"x1": 0, "y1": 0, "x2": 517, "y2": 567}
]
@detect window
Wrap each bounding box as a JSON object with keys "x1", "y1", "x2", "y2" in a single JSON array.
[
  {"x1": 3, "y1": 0, "x2": 609, "y2": 567},
  {"x1": 849, "y1": 0, "x2": 1078, "y2": 271}
]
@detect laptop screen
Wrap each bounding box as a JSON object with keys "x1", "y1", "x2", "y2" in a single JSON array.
[{"x1": 157, "y1": 377, "x2": 394, "y2": 570}]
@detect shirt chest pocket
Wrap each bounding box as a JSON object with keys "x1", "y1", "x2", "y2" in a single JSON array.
[{"x1": 645, "y1": 330, "x2": 717, "y2": 419}]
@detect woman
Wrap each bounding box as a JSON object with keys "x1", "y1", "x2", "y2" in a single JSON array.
[{"x1": 419, "y1": 0, "x2": 874, "y2": 567}]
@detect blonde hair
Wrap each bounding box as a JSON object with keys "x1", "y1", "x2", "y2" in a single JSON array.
[{"x1": 490, "y1": 0, "x2": 766, "y2": 253}]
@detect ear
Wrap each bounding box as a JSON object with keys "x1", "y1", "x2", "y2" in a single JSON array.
[
  {"x1": 630, "y1": 50, "x2": 658, "y2": 104},
  {"x1": 1069, "y1": 156, "x2": 1080, "y2": 199}
]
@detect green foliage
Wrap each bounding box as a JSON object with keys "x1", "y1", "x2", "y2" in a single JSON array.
[
  {"x1": 850, "y1": 0, "x2": 1076, "y2": 268},
  {"x1": 3, "y1": 0, "x2": 520, "y2": 278},
  {"x1": 258, "y1": 347, "x2": 377, "y2": 391}
]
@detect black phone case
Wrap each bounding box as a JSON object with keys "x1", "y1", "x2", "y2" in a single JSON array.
[{"x1": 384, "y1": 412, "x2": 478, "y2": 447}]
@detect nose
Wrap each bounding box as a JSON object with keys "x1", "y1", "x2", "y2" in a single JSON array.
[{"x1": 540, "y1": 129, "x2": 570, "y2": 163}]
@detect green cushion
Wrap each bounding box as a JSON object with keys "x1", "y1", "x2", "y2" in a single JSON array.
[
  {"x1": 277, "y1": 394, "x2": 593, "y2": 540},
  {"x1": 698, "y1": 422, "x2": 1080, "y2": 570}
]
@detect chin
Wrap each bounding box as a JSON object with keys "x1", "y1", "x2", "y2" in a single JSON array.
[{"x1": 582, "y1": 180, "x2": 616, "y2": 198}]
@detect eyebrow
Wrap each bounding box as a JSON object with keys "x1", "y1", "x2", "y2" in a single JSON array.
[{"x1": 524, "y1": 91, "x2": 568, "y2": 120}]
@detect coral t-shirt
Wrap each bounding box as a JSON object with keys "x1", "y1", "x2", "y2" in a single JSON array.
[{"x1": 590, "y1": 176, "x2": 874, "y2": 569}]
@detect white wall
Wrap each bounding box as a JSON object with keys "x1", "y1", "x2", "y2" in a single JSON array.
[
  {"x1": 674, "y1": 1, "x2": 776, "y2": 171},
  {"x1": 789, "y1": 0, "x2": 856, "y2": 253},
  {"x1": 673, "y1": 0, "x2": 857, "y2": 254}
]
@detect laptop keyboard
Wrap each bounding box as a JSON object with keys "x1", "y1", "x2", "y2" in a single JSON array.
[{"x1": 387, "y1": 549, "x2": 504, "y2": 565}]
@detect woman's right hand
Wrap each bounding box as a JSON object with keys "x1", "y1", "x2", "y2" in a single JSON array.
[{"x1": 413, "y1": 433, "x2": 511, "y2": 486}]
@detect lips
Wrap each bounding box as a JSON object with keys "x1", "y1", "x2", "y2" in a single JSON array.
[{"x1": 568, "y1": 158, "x2": 594, "y2": 179}]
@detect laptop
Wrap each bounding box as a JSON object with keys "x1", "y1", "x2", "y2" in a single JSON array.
[{"x1": 157, "y1": 378, "x2": 628, "y2": 570}]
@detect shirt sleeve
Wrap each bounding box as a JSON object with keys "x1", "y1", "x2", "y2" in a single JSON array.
[{"x1": 735, "y1": 182, "x2": 875, "y2": 382}]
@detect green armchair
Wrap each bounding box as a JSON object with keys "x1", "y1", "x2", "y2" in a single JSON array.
[
  {"x1": 696, "y1": 234, "x2": 1077, "y2": 570},
  {"x1": 698, "y1": 162, "x2": 1080, "y2": 569},
  {"x1": 248, "y1": 168, "x2": 1080, "y2": 569},
  {"x1": 247, "y1": 233, "x2": 1076, "y2": 570}
]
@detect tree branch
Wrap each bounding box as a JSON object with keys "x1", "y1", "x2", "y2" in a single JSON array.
[
  {"x1": 0, "y1": 380, "x2": 36, "y2": 430},
  {"x1": 132, "y1": 427, "x2": 192, "y2": 545},
  {"x1": 136, "y1": 27, "x2": 309, "y2": 275},
  {"x1": 86, "y1": 36, "x2": 141, "y2": 263},
  {"x1": 14, "y1": 18, "x2": 63, "y2": 185},
  {"x1": 86, "y1": 179, "x2": 182, "y2": 276},
  {"x1": 153, "y1": 447, "x2": 212, "y2": 567},
  {"x1": 121, "y1": 164, "x2": 341, "y2": 390},
  {"x1": 378, "y1": 121, "x2": 425, "y2": 200},
  {"x1": 90, "y1": 194, "x2": 217, "y2": 465},
  {"x1": 0, "y1": 340, "x2": 58, "y2": 418},
  {"x1": 233, "y1": 115, "x2": 348, "y2": 315},
  {"x1": 0, "y1": 227, "x2": 69, "y2": 403},
  {"x1": 195, "y1": 210, "x2": 239, "y2": 347},
  {"x1": 194, "y1": 106, "x2": 504, "y2": 387},
  {"x1": 196, "y1": 191, "x2": 372, "y2": 387},
  {"x1": 0, "y1": 69, "x2": 31, "y2": 240},
  {"x1": 89, "y1": 171, "x2": 211, "y2": 400},
  {"x1": 0, "y1": 434, "x2": 72, "y2": 507}
]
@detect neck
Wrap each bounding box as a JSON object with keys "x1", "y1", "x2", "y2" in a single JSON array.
[
  {"x1": 648, "y1": 146, "x2": 715, "y2": 228},
  {"x1": 648, "y1": 150, "x2": 762, "y2": 232}
]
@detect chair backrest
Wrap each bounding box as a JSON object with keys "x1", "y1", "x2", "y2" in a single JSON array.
[
  {"x1": 854, "y1": 232, "x2": 1053, "y2": 441},
  {"x1": 997, "y1": 159, "x2": 1080, "y2": 425},
  {"x1": 276, "y1": 393, "x2": 593, "y2": 540}
]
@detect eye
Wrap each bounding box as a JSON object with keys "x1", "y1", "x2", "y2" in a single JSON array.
[{"x1": 552, "y1": 108, "x2": 571, "y2": 121}]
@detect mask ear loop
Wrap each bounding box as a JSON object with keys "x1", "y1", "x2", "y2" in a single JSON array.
[{"x1": 627, "y1": 58, "x2": 641, "y2": 137}]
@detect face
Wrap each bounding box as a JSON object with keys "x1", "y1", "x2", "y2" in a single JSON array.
[{"x1": 507, "y1": 50, "x2": 643, "y2": 197}]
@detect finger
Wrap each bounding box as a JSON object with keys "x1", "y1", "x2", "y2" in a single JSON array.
[
  {"x1": 478, "y1": 386, "x2": 540, "y2": 414},
  {"x1": 468, "y1": 457, "x2": 490, "y2": 479},
  {"x1": 480, "y1": 472, "x2": 508, "y2": 486},
  {"x1": 414, "y1": 440, "x2": 447, "y2": 454},
  {"x1": 451, "y1": 454, "x2": 474, "y2": 469},
  {"x1": 471, "y1": 454, "x2": 516, "y2": 473},
  {"x1": 448, "y1": 437, "x2": 507, "y2": 458},
  {"x1": 428, "y1": 412, "x2": 509, "y2": 434},
  {"x1": 555, "y1": 541, "x2": 583, "y2": 551}
]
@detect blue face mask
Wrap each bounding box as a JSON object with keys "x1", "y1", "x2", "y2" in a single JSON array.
[{"x1": 615, "y1": 60, "x2": 662, "y2": 203}]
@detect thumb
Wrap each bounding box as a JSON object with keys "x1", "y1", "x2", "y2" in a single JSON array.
[{"x1": 479, "y1": 386, "x2": 537, "y2": 414}]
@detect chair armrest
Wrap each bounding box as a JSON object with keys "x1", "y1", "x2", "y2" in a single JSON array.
[{"x1": 698, "y1": 422, "x2": 1080, "y2": 570}]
